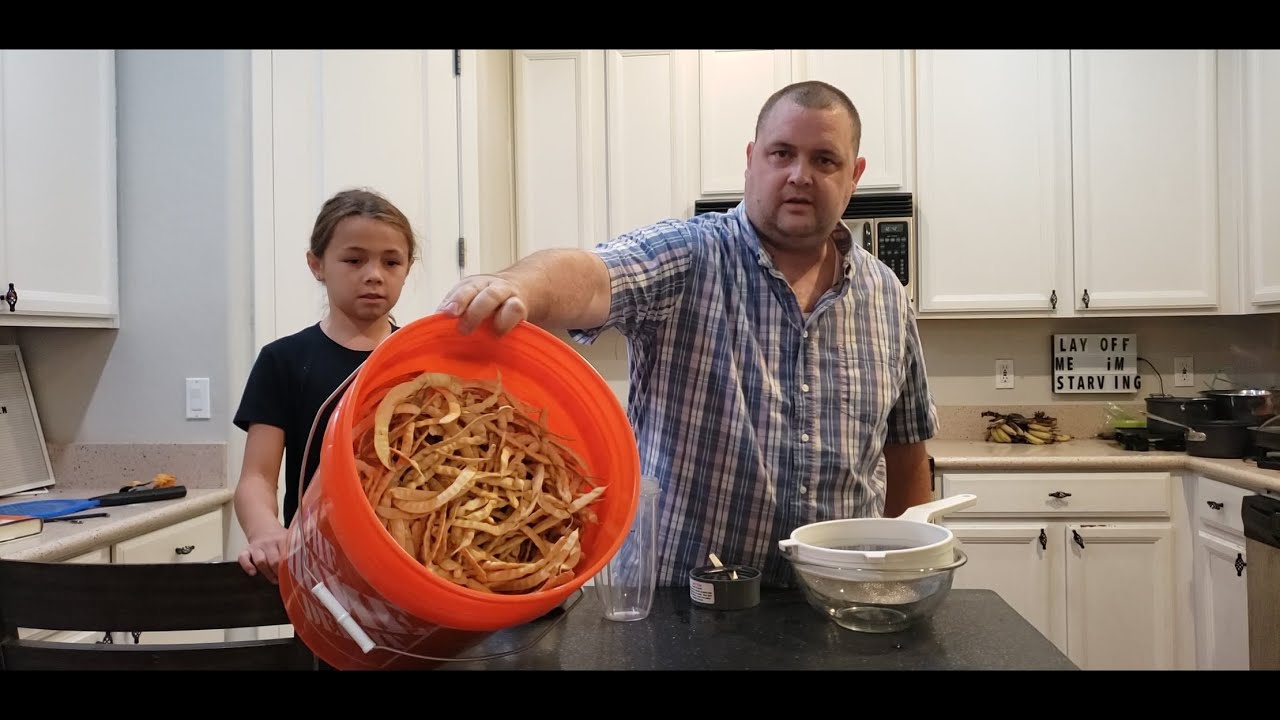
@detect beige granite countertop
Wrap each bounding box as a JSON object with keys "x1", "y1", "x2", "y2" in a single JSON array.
[
  {"x1": 0, "y1": 486, "x2": 233, "y2": 562},
  {"x1": 929, "y1": 439, "x2": 1280, "y2": 495}
]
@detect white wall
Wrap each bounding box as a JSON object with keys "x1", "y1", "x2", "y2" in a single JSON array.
[{"x1": 17, "y1": 50, "x2": 252, "y2": 445}]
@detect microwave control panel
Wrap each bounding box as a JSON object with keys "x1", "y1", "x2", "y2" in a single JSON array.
[{"x1": 876, "y1": 220, "x2": 910, "y2": 286}]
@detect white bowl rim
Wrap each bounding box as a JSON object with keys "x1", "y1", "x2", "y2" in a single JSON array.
[{"x1": 781, "y1": 516, "x2": 956, "y2": 567}]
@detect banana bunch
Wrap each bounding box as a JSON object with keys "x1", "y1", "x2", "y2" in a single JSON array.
[{"x1": 982, "y1": 410, "x2": 1073, "y2": 445}]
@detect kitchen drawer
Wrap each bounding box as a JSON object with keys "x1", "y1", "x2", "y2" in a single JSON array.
[
  {"x1": 942, "y1": 472, "x2": 1172, "y2": 517},
  {"x1": 111, "y1": 509, "x2": 223, "y2": 564},
  {"x1": 1195, "y1": 476, "x2": 1252, "y2": 539}
]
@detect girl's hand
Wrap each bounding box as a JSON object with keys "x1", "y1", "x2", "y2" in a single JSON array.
[{"x1": 238, "y1": 525, "x2": 290, "y2": 584}]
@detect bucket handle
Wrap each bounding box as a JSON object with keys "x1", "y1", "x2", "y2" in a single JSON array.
[{"x1": 306, "y1": 575, "x2": 585, "y2": 663}]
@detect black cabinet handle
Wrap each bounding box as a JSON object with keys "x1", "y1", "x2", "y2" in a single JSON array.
[
  {"x1": 1050, "y1": 289, "x2": 1057, "y2": 309},
  {"x1": 1049, "y1": 491, "x2": 1072, "y2": 499},
  {"x1": 175, "y1": 545, "x2": 195, "y2": 555},
  {"x1": 5, "y1": 283, "x2": 16, "y2": 312},
  {"x1": 1073, "y1": 529, "x2": 1085, "y2": 549},
  {"x1": 1206, "y1": 501, "x2": 1224, "y2": 510},
  {"x1": 1081, "y1": 288, "x2": 1090, "y2": 308},
  {"x1": 1236, "y1": 553, "x2": 1247, "y2": 577},
  {"x1": 1039, "y1": 528, "x2": 1048, "y2": 550}
]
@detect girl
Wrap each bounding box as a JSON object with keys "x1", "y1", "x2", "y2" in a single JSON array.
[{"x1": 233, "y1": 188, "x2": 418, "y2": 582}]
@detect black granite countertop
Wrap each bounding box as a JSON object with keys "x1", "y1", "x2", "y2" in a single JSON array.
[{"x1": 436, "y1": 587, "x2": 1078, "y2": 671}]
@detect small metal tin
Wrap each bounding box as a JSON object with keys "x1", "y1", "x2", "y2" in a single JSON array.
[{"x1": 689, "y1": 564, "x2": 761, "y2": 610}]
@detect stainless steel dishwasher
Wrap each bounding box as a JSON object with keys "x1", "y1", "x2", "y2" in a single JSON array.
[{"x1": 1243, "y1": 494, "x2": 1280, "y2": 670}]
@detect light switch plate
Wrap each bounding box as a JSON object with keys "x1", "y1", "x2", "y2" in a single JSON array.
[
  {"x1": 186, "y1": 377, "x2": 211, "y2": 420},
  {"x1": 995, "y1": 359, "x2": 1015, "y2": 389},
  {"x1": 1174, "y1": 356, "x2": 1194, "y2": 387}
]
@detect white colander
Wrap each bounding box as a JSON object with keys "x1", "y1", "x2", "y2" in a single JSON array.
[{"x1": 777, "y1": 494, "x2": 977, "y2": 572}]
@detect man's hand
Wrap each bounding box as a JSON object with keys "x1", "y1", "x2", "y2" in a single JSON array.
[{"x1": 438, "y1": 274, "x2": 529, "y2": 336}]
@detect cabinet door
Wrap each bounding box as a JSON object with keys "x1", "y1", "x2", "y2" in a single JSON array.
[
  {"x1": 915, "y1": 50, "x2": 1071, "y2": 313},
  {"x1": 1064, "y1": 523, "x2": 1175, "y2": 669},
  {"x1": 265, "y1": 50, "x2": 462, "y2": 338},
  {"x1": 1241, "y1": 50, "x2": 1280, "y2": 307},
  {"x1": 697, "y1": 50, "x2": 791, "y2": 196},
  {"x1": 0, "y1": 50, "x2": 117, "y2": 325},
  {"x1": 604, "y1": 50, "x2": 699, "y2": 232},
  {"x1": 1070, "y1": 50, "x2": 1218, "y2": 311},
  {"x1": 792, "y1": 50, "x2": 910, "y2": 190},
  {"x1": 512, "y1": 50, "x2": 606, "y2": 257},
  {"x1": 1195, "y1": 531, "x2": 1250, "y2": 670},
  {"x1": 946, "y1": 522, "x2": 1066, "y2": 652}
]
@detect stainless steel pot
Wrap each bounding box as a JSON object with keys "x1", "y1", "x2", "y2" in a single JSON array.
[{"x1": 1201, "y1": 389, "x2": 1275, "y2": 423}]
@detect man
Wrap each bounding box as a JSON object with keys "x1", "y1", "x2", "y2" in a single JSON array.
[{"x1": 438, "y1": 80, "x2": 939, "y2": 588}]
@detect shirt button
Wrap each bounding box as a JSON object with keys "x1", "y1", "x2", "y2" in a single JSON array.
[
  {"x1": 801, "y1": 433, "x2": 810, "y2": 442},
  {"x1": 801, "y1": 383, "x2": 810, "y2": 392},
  {"x1": 799, "y1": 485, "x2": 808, "y2": 494}
]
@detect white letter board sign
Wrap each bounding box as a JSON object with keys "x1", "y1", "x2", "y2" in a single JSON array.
[{"x1": 1052, "y1": 334, "x2": 1140, "y2": 394}]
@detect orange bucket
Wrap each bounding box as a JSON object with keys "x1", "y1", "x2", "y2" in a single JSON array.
[{"x1": 277, "y1": 313, "x2": 640, "y2": 670}]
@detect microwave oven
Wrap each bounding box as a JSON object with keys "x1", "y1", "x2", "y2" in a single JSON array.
[{"x1": 692, "y1": 192, "x2": 916, "y2": 307}]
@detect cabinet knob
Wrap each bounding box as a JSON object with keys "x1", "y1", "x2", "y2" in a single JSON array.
[
  {"x1": 1081, "y1": 288, "x2": 1090, "y2": 308},
  {"x1": 1206, "y1": 501, "x2": 1224, "y2": 510},
  {"x1": 1073, "y1": 529, "x2": 1086, "y2": 549},
  {"x1": 1048, "y1": 491, "x2": 1072, "y2": 499},
  {"x1": 1039, "y1": 528, "x2": 1048, "y2": 550},
  {"x1": 1050, "y1": 289, "x2": 1057, "y2": 309},
  {"x1": 175, "y1": 544, "x2": 195, "y2": 555},
  {"x1": 5, "y1": 283, "x2": 16, "y2": 312},
  {"x1": 1236, "y1": 553, "x2": 1247, "y2": 577}
]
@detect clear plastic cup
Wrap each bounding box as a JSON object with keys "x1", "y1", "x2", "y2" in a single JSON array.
[{"x1": 594, "y1": 477, "x2": 661, "y2": 621}]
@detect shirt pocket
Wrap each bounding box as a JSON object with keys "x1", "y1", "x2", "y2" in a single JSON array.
[{"x1": 837, "y1": 339, "x2": 901, "y2": 431}]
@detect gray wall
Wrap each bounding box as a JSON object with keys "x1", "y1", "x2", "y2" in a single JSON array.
[{"x1": 18, "y1": 50, "x2": 252, "y2": 445}]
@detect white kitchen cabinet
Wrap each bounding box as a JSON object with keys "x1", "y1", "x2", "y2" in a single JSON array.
[
  {"x1": 791, "y1": 50, "x2": 911, "y2": 192},
  {"x1": 510, "y1": 48, "x2": 912, "y2": 259},
  {"x1": 698, "y1": 49, "x2": 912, "y2": 197},
  {"x1": 1070, "y1": 50, "x2": 1219, "y2": 312},
  {"x1": 916, "y1": 49, "x2": 1221, "y2": 317},
  {"x1": 698, "y1": 50, "x2": 792, "y2": 196},
  {"x1": 1191, "y1": 476, "x2": 1251, "y2": 670},
  {"x1": 512, "y1": 50, "x2": 607, "y2": 257},
  {"x1": 605, "y1": 50, "x2": 700, "y2": 237},
  {"x1": 252, "y1": 50, "x2": 465, "y2": 343},
  {"x1": 941, "y1": 472, "x2": 1178, "y2": 670},
  {"x1": 0, "y1": 50, "x2": 118, "y2": 328},
  {"x1": 513, "y1": 49, "x2": 698, "y2": 258},
  {"x1": 1236, "y1": 50, "x2": 1280, "y2": 309},
  {"x1": 915, "y1": 50, "x2": 1072, "y2": 313}
]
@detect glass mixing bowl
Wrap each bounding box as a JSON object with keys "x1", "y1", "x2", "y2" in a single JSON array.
[{"x1": 784, "y1": 548, "x2": 968, "y2": 633}]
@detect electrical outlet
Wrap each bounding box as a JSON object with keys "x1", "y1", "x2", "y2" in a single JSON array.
[
  {"x1": 186, "y1": 377, "x2": 211, "y2": 420},
  {"x1": 995, "y1": 359, "x2": 1015, "y2": 389},
  {"x1": 1174, "y1": 356, "x2": 1194, "y2": 387}
]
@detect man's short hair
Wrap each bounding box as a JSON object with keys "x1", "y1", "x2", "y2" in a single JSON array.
[{"x1": 754, "y1": 80, "x2": 862, "y2": 153}]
